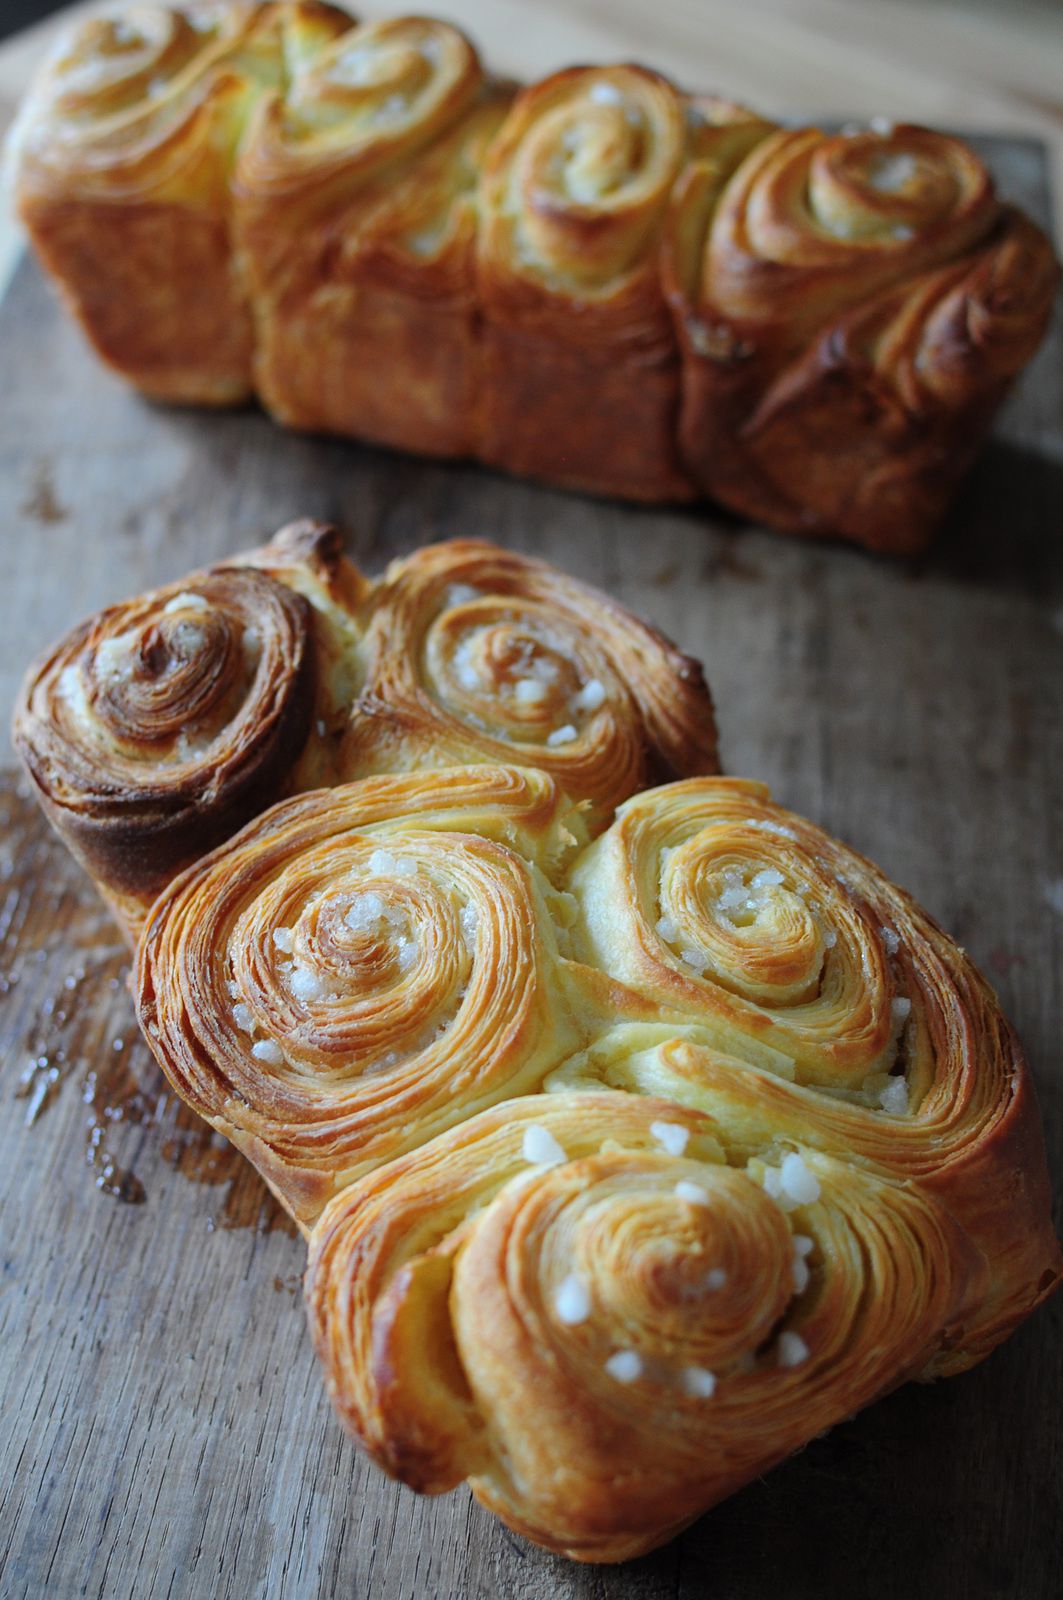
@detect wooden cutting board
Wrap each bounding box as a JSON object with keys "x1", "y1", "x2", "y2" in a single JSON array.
[{"x1": 0, "y1": 135, "x2": 1060, "y2": 1600}]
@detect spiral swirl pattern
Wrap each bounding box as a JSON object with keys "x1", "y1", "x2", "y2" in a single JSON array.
[
  {"x1": 209, "y1": 766, "x2": 1061, "y2": 1562},
  {"x1": 307, "y1": 1090, "x2": 984, "y2": 1560},
  {"x1": 344, "y1": 540, "x2": 718, "y2": 827},
  {"x1": 15, "y1": 559, "x2": 317, "y2": 930},
  {"x1": 14, "y1": 528, "x2": 720, "y2": 942},
  {"x1": 136, "y1": 767, "x2": 585, "y2": 1226},
  {"x1": 481, "y1": 66, "x2": 687, "y2": 295},
  {"x1": 15, "y1": 4, "x2": 276, "y2": 195},
  {"x1": 701, "y1": 124, "x2": 998, "y2": 333},
  {"x1": 237, "y1": 14, "x2": 484, "y2": 201},
  {"x1": 12, "y1": 9, "x2": 1057, "y2": 546}
]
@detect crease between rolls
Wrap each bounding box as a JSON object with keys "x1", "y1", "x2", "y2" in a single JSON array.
[{"x1": 9, "y1": 1, "x2": 1058, "y2": 550}]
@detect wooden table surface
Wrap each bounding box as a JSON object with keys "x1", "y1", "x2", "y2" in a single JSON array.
[{"x1": 0, "y1": 5, "x2": 1061, "y2": 1600}]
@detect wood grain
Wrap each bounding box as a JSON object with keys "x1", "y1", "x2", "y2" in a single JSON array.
[{"x1": 0, "y1": 135, "x2": 1060, "y2": 1600}]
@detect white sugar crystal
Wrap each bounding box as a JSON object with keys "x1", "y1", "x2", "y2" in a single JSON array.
[
  {"x1": 655, "y1": 915, "x2": 679, "y2": 944},
  {"x1": 589, "y1": 80, "x2": 624, "y2": 105},
  {"x1": 573, "y1": 678, "x2": 606, "y2": 712},
  {"x1": 554, "y1": 1274, "x2": 591, "y2": 1325},
  {"x1": 367, "y1": 849, "x2": 398, "y2": 876},
  {"x1": 521, "y1": 1124, "x2": 566, "y2": 1167},
  {"x1": 232, "y1": 1002, "x2": 254, "y2": 1034},
  {"x1": 675, "y1": 1180, "x2": 709, "y2": 1206},
  {"x1": 329, "y1": 48, "x2": 373, "y2": 85},
  {"x1": 94, "y1": 634, "x2": 136, "y2": 681},
  {"x1": 272, "y1": 927, "x2": 294, "y2": 954},
  {"x1": 394, "y1": 857, "x2": 417, "y2": 877},
  {"x1": 251, "y1": 1038, "x2": 284, "y2": 1066},
  {"x1": 683, "y1": 1366, "x2": 717, "y2": 1399},
  {"x1": 780, "y1": 1153, "x2": 821, "y2": 1206},
  {"x1": 793, "y1": 1234, "x2": 814, "y2": 1257},
  {"x1": 445, "y1": 584, "x2": 480, "y2": 607},
  {"x1": 680, "y1": 947, "x2": 709, "y2": 975},
  {"x1": 867, "y1": 151, "x2": 918, "y2": 193},
  {"x1": 792, "y1": 1256, "x2": 810, "y2": 1294},
  {"x1": 650, "y1": 1121, "x2": 689, "y2": 1157},
  {"x1": 546, "y1": 724, "x2": 578, "y2": 747},
  {"x1": 751, "y1": 868, "x2": 784, "y2": 889},
  {"x1": 705, "y1": 1267, "x2": 727, "y2": 1291},
  {"x1": 604, "y1": 1349, "x2": 642, "y2": 1383},
  {"x1": 170, "y1": 620, "x2": 206, "y2": 653},
  {"x1": 345, "y1": 891, "x2": 385, "y2": 931},
  {"x1": 460, "y1": 903, "x2": 479, "y2": 947},
  {"x1": 375, "y1": 93, "x2": 409, "y2": 122},
  {"x1": 396, "y1": 938, "x2": 418, "y2": 973},
  {"x1": 777, "y1": 1331, "x2": 810, "y2": 1369},
  {"x1": 717, "y1": 883, "x2": 748, "y2": 912},
  {"x1": 762, "y1": 1165, "x2": 785, "y2": 1201},
  {"x1": 891, "y1": 997, "x2": 912, "y2": 1025},
  {"x1": 823, "y1": 928, "x2": 838, "y2": 949},
  {"x1": 514, "y1": 678, "x2": 549, "y2": 704},
  {"x1": 869, "y1": 114, "x2": 896, "y2": 136},
  {"x1": 879, "y1": 1077, "x2": 910, "y2": 1116},
  {"x1": 290, "y1": 965, "x2": 328, "y2": 1003},
  {"x1": 749, "y1": 820, "x2": 798, "y2": 840},
  {"x1": 162, "y1": 591, "x2": 209, "y2": 614},
  {"x1": 881, "y1": 926, "x2": 901, "y2": 955}
]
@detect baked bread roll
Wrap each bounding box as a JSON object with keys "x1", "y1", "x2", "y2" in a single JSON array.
[
  {"x1": 8, "y1": 1, "x2": 291, "y2": 403},
  {"x1": 235, "y1": 12, "x2": 515, "y2": 455},
  {"x1": 12, "y1": 526, "x2": 718, "y2": 942},
  {"x1": 131, "y1": 765, "x2": 1059, "y2": 1559},
  {"x1": 136, "y1": 765, "x2": 587, "y2": 1225},
  {"x1": 10, "y1": 4, "x2": 1056, "y2": 551},
  {"x1": 666, "y1": 124, "x2": 1060, "y2": 549}
]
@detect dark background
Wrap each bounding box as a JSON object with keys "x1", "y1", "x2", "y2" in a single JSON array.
[{"x1": 2, "y1": 2, "x2": 67, "y2": 41}]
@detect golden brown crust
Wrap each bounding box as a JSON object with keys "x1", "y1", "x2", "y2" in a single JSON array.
[
  {"x1": 234, "y1": 13, "x2": 515, "y2": 454},
  {"x1": 10, "y1": 1, "x2": 306, "y2": 401},
  {"x1": 13, "y1": 557, "x2": 319, "y2": 935},
  {"x1": 276, "y1": 772, "x2": 1058, "y2": 1561},
  {"x1": 670, "y1": 128, "x2": 1058, "y2": 550},
  {"x1": 476, "y1": 65, "x2": 696, "y2": 500},
  {"x1": 135, "y1": 765, "x2": 588, "y2": 1226},
  {"x1": 343, "y1": 539, "x2": 719, "y2": 829},
  {"x1": 11, "y1": 9, "x2": 1057, "y2": 548},
  {"x1": 12, "y1": 528, "x2": 719, "y2": 942}
]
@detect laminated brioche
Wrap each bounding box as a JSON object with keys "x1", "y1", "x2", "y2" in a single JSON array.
[
  {"x1": 10, "y1": 2, "x2": 1057, "y2": 551},
  {"x1": 127, "y1": 766, "x2": 1060, "y2": 1558},
  {"x1": 12, "y1": 524, "x2": 719, "y2": 942}
]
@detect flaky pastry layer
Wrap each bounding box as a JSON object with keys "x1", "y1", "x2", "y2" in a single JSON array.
[
  {"x1": 130, "y1": 767, "x2": 1059, "y2": 1560},
  {"x1": 10, "y1": 3, "x2": 1057, "y2": 551},
  {"x1": 12, "y1": 523, "x2": 718, "y2": 943}
]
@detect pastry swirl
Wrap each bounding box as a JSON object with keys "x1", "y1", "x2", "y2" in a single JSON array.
[
  {"x1": 13, "y1": 548, "x2": 318, "y2": 933},
  {"x1": 11, "y1": 5, "x2": 1057, "y2": 549},
  {"x1": 14, "y1": 527, "x2": 719, "y2": 941},
  {"x1": 345, "y1": 539, "x2": 717, "y2": 828},
  {"x1": 136, "y1": 766, "x2": 586, "y2": 1224},
  {"x1": 10, "y1": 0, "x2": 294, "y2": 401},
  {"x1": 130, "y1": 763, "x2": 1058, "y2": 1558},
  {"x1": 235, "y1": 12, "x2": 514, "y2": 454},
  {"x1": 306, "y1": 1090, "x2": 982, "y2": 1561},
  {"x1": 670, "y1": 124, "x2": 1057, "y2": 548}
]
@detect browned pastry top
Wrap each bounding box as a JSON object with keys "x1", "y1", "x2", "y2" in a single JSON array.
[
  {"x1": 10, "y1": 3, "x2": 1057, "y2": 548},
  {"x1": 12, "y1": 525, "x2": 719, "y2": 941}
]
